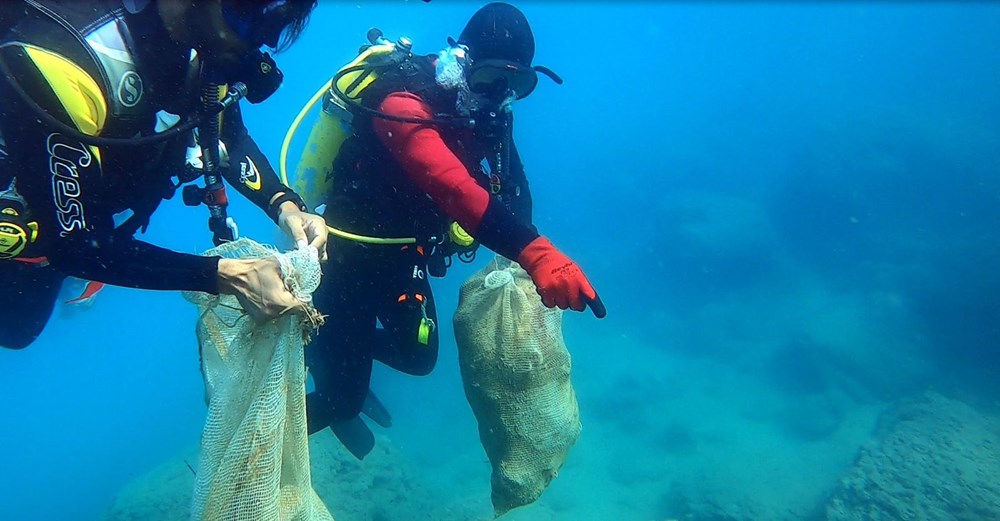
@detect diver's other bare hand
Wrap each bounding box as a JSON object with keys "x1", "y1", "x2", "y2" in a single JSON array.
[
  {"x1": 277, "y1": 205, "x2": 328, "y2": 262},
  {"x1": 217, "y1": 257, "x2": 302, "y2": 322}
]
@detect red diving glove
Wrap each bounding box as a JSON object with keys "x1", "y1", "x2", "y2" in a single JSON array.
[{"x1": 517, "y1": 237, "x2": 606, "y2": 318}]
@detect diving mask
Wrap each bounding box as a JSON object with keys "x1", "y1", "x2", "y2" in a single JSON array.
[
  {"x1": 465, "y1": 59, "x2": 563, "y2": 101},
  {"x1": 466, "y1": 59, "x2": 539, "y2": 100}
]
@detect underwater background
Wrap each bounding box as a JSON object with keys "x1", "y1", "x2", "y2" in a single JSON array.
[{"x1": 2, "y1": 1, "x2": 1000, "y2": 520}]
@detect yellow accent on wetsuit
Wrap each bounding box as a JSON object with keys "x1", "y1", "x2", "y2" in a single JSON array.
[{"x1": 23, "y1": 45, "x2": 107, "y2": 137}]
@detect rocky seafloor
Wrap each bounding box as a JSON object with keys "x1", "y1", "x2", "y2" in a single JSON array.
[{"x1": 102, "y1": 392, "x2": 1000, "y2": 521}]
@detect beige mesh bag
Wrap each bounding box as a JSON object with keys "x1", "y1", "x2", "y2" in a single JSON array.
[
  {"x1": 453, "y1": 256, "x2": 581, "y2": 516},
  {"x1": 184, "y1": 239, "x2": 334, "y2": 521}
]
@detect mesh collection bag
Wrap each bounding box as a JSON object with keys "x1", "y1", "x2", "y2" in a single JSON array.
[
  {"x1": 453, "y1": 256, "x2": 582, "y2": 516},
  {"x1": 184, "y1": 239, "x2": 334, "y2": 521}
]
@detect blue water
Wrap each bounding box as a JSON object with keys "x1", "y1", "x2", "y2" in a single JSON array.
[{"x1": 2, "y1": 2, "x2": 999, "y2": 520}]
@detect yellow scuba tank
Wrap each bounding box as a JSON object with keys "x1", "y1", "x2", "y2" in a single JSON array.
[
  {"x1": 280, "y1": 29, "x2": 479, "y2": 250},
  {"x1": 281, "y1": 30, "x2": 412, "y2": 212},
  {"x1": 286, "y1": 88, "x2": 351, "y2": 211}
]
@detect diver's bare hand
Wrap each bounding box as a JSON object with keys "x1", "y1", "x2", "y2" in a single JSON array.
[
  {"x1": 277, "y1": 203, "x2": 328, "y2": 262},
  {"x1": 217, "y1": 257, "x2": 303, "y2": 322}
]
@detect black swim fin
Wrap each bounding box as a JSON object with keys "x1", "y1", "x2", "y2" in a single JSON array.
[
  {"x1": 362, "y1": 388, "x2": 392, "y2": 428},
  {"x1": 331, "y1": 416, "x2": 376, "y2": 460}
]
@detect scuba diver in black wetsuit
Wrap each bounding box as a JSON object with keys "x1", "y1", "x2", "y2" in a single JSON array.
[
  {"x1": 0, "y1": 0, "x2": 326, "y2": 350},
  {"x1": 300, "y1": 2, "x2": 606, "y2": 459}
]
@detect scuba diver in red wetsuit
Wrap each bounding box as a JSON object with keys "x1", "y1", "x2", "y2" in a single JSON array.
[{"x1": 300, "y1": 2, "x2": 606, "y2": 459}]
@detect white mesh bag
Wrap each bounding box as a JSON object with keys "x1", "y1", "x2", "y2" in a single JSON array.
[
  {"x1": 184, "y1": 238, "x2": 334, "y2": 521},
  {"x1": 453, "y1": 256, "x2": 581, "y2": 516}
]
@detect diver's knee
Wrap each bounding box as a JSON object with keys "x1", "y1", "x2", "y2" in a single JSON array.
[
  {"x1": 1, "y1": 331, "x2": 38, "y2": 350},
  {"x1": 408, "y1": 362, "x2": 436, "y2": 377},
  {"x1": 415, "y1": 332, "x2": 441, "y2": 375},
  {"x1": 408, "y1": 348, "x2": 439, "y2": 376},
  {"x1": 0, "y1": 338, "x2": 35, "y2": 351}
]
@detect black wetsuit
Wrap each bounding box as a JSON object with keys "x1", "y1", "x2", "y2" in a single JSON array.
[
  {"x1": 306, "y1": 55, "x2": 535, "y2": 431},
  {"x1": 0, "y1": 0, "x2": 295, "y2": 349}
]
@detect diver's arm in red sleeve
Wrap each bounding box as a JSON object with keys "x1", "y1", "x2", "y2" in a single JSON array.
[
  {"x1": 373, "y1": 92, "x2": 540, "y2": 259},
  {"x1": 372, "y1": 92, "x2": 602, "y2": 316},
  {"x1": 372, "y1": 92, "x2": 491, "y2": 231}
]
